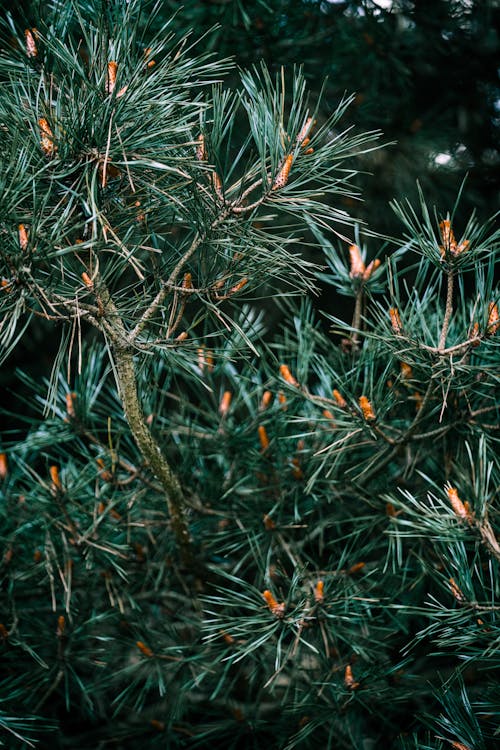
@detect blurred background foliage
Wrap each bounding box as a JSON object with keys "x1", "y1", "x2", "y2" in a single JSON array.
[{"x1": 1, "y1": 0, "x2": 499, "y2": 412}]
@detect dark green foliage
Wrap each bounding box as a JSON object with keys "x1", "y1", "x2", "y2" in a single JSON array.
[{"x1": 1, "y1": 1, "x2": 499, "y2": 749}]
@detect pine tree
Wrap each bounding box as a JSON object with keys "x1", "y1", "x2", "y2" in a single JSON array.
[{"x1": 1, "y1": 2, "x2": 499, "y2": 749}]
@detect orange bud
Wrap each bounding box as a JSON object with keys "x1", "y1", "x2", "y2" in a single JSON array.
[
  {"x1": 348, "y1": 562, "x2": 365, "y2": 575},
  {"x1": 272, "y1": 154, "x2": 293, "y2": 190},
  {"x1": 314, "y1": 580, "x2": 324, "y2": 603},
  {"x1": 106, "y1": 61, "x2": 117, "y2": 94},
  {"x1": 56, "y1": 615, "x2": 65, "y2": 636},
  {"x1": 389, "y1": 308, "x2": 403, "y2": 334},
  {"x1": 220, "y1": 630, "x2": 235, "y2": 645},
  {"x1": 197, "y1": 347, "x2": 214, "y2": 373},
  {"x1": 81, "y1": 272, "x2": 93, "y2": 289},
  {"x1": 18, "y1": 224, "x2": 28, "y2": 251},
  {"x1": 136, "y1": 640, "x2": 154, "y2": 657},
  {"x1": 487, "y1": 302, "x2": 499, "y2": 335},
  {"x1": 297, "y1": 117, "x2": 314, "y2": 146},
  {"x1": 50, "y1": 465, "x2": 62, "y2": 492},
  {"x1": 344, "y1": 664, "x2": 359, "y2": 690},
  {"x1": 25, "y1": 28, "x2": 38, "y2": 58},
  {"x1": 291, "y1": 457, "x2": 303, "y2": 480},
  {"x1": 439, "y1": 219, "x2": 456, "y2": 255},
  {"x1": 470, "y1": 322, "x2": 480, "y2": 346},
  {"x1": 96, "y1": 458, "x2": 113, "y2": 482},
  {"x1": 348, "y1": 244, "x2": 365, "y2": 278},
  {"x1": 456, "y1": 239, "x2": 469, "y2": 255},
  {"x1": 451, "y1": 743, "x2": 472, "y2": 750},
  {"x1": 262, "y1": 589, "x2": 285, "y2": 617},
  {"x1": 38, "y1": 118, "x2": 56, "y2": 156},
  {"x1": 447, "y1": 487, "x2": 472, "y2": 521},
  {"x1": 449, "y1": 577, "x2": 465, "y2": 603},
  {"x1": 304, "y1": 147, "x2": 314, "y2": 155},
  {"x1": 144, "y1": 48, "x2": 156, "y2": 69},
  {"x1": 278, "y1": 392, "x2": 287, "y2": 408},
  {"x1": 400, "y1": 362, "x2": 413, "y2": 379},
  {"x1": 65, "y1": 392, "x2": 76, "y2": 418},
  {"x1": 322, "y1": 409, "x2": 335, "y2": 423},
  {"x1": 258, "y1": 425, "x2": 269, "y2": 452},
  {"x1": 228, "y1": 278, "x2": 248, "y2": 296},
  {"x1": 212, "y1": 172, "x2": 223, "y2": 195},
  {"x1": 279, "y1": 364, "x2": 299, "y2": 387},
  {"x1": 332, "y1": 389, "x2": 347, "y2": 408},
  {"x1": 386, "y1": 502, "x2": 398, "y2": 517},
  {"x1": 182, "y1": 272, "x2": 193, "y2": 290},
  {"x1": 0, "y1": 623, "x2": 9, "y2": 639},
  {"x1": 359, "y1": 396, "x2": 375, "y2": 421},
  {"x1": 362, "y1": 258, "x2": 380, "y2": 281},
  {"x1": 33, "y1": 549, "x2": 42, "y2": 563},
  {"x1": 413, "y1": 391, "x2": 423, "y2": 411},
  {"x1": 0, "y1": 453, "x2": 7, "y2": 480},
  {"x1": 263, "y1": 514, "x2": 276, "y2": 530},
  {"x1": 219, "y1": 390, "x2": 232, "y2": 416},
  {"x1": 175, "y1": 331, "x2": 188, "y2": 341},
  {"x1": 260, "y1": 390, "x2": 273, "y2": 410}
]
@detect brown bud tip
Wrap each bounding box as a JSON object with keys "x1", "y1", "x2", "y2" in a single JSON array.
[
  {"x1": 389, "y1": 307, "x2": 403, "y2": 334},
  {"x1": 219, "y1": 390, "x2": 232, "y2": 416},
  {"x1": 262, "y1": 589, "x2": 285, "y2": 617},
  {"x1": 297, "y1": 117, "x2": 314, "y2": 146},
  {"x1": 260, "y1": 390, "x2": 273, "y2": 410},
  {"x1": 18, "y1": 224, "x2": 28, "y2": 251},
  {"x1": 228, "y1": 278, "x2": 248, "y2": 296},
  {"x1": 332, "y1": 389, "x2": 347, "y2": 408},
  {"x1": 314, "y1": 580, "x2": 324, "y2": 603},
  {"x1": 348, "y1": 244, "x2": 365, "y2": 278},
  {"x1": 446, "y1": 486, "x2": 472, "y2": 521},
  {"x1": 106, "y1": 61, "x2": 118, "y2": 94},
  {"x1": 272, "y1": 154, "x2": 294, "y2": 190},
  {"x1": 359, "y1": 395, "x2": 375, "y2": 421},
  {"x1": 362, "y1": 258, "x2": 381, "y2": 281},
  {"x1": 38, "y1": 118, "x2": 56, "y2": 156},
  {"x1": 263, "y1": 514, "x2": 276, "y2": 530},
  {"x1": 258, "y1": 425, "x2": 270, "y2": 452},
  {"x1": 136, "y1": 640, "x2": 154, "y2": 657},
  {"x1": 81, "y1": 272, "x2": 93, "y2": 289},
  {"x1": 50, "y1": 465, "x2": 61, "y2": 491},
  {"x1": 279, "y1": 364, "x2": 299, "y2": 387},
  {"x1": 487, "y1": 302, "x2": 499, "y2": 335},
  {"x1": 449, "y1": 577, "x2": 465, "y2": 602},
  {"x1": 57, "y1": 614, "x2": 65, "y2": 636},
  {"x1": 348, "y1": 562, "x2": 365, "y2": 575},
  {"x1": 400, "y1": 362, "x2": 413, "y2": 379},
  {"x1": 65, "y1": 392, "x2": 76, "y2": 418},
  {"x1": 344, "y1": 664, "x2": 359, "y2": 689},
  {"x1": 0, "y1": 453, "x2": 7, "y2": 480},
  {"x1": 25, "y1": 28, "x2": 38, "y2": 57}
]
